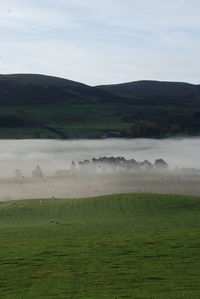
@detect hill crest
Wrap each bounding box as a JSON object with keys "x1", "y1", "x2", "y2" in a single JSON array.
[{"x1": 0, "y1": 73, "x2": 200, "y2": 139}]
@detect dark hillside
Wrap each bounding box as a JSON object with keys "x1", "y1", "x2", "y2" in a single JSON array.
[
  {"x1": 0, "y1": 74, "x2": 120, "y2": 105},
  {"x1": 97, "y1": 80, "x2": 200, "y2": 105},
  {"x1": 0, "y1": 74, "x2": 200, "y2": 139},
  {"x1": 0, "y1": 74, "x2": 94, "y2": 105}
]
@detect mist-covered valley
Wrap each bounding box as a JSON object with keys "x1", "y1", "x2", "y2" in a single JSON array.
[
  {"x1": 1, "y1": 137, "x2": 200, "y2": 201},
  {"x1": 1, "y1": 137, "x2": 200, "y2": 175}
]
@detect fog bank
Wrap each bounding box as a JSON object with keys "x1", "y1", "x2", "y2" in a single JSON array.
[
  {"x1": 0, "y1": 137, "x2": 200, "y2": 201},
  {"x1": 0, "y1": 138, "x2": 200, "y2": 177}
]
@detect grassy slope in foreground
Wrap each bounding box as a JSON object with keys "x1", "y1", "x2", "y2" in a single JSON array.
[{"x1": 0, "y1": 193, "x2": 200, "y2": 299}]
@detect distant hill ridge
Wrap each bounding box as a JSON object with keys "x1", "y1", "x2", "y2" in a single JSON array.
[
  {"x1": 97, "y1": 80, "x2": 200, "y2": 98},
  {"x1": 0, "y1": 73, "x2": 199, "y2": 103},
  {"x1": 0, "y1": 73, "x2": 200, "y2": 139}
]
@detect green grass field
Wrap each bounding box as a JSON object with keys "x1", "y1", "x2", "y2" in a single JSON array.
[
  {"x1": 0, "y1": 101, "x2": 198, "y2": 139},
  {"x1": 0, "y1": 103, "x2": 132, "y2": 139},
  {"x1": 0, "y1": 193, "x2": 200, "y2": 298}
]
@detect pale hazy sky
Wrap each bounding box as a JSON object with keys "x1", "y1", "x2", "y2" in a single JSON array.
[{"x1": 0, "y1": 0, "x2": 200, "y2": 85}]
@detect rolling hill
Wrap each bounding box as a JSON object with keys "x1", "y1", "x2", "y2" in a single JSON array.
[
  {"x1": 97, "y1": 80, "x2": 200, "y2": 99},
  {"x1": 0, "y1": 73, "x2": 200, "y2": 139},
  {"x1": 0, "y1": 73, "x2": 117, "y2": 105},
  {"x1": 0, "y1": 193, "x2": 200, "y2": 298}
]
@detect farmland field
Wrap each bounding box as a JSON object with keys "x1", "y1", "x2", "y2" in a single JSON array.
[{"x1": 0, "y1": 193, "x2": 200, "y2": 298}]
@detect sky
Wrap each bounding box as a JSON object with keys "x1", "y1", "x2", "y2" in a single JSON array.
[{"x1": 0, "y1": 0, "x2": 200, "y2": 85}]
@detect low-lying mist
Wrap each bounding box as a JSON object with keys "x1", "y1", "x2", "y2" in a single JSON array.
[
  {"x1": 0, "y1": 137, "x2": 200, "y2": 177},
  {"x1": 1, "y1": 138, "x2": 200, "y2": 201}
]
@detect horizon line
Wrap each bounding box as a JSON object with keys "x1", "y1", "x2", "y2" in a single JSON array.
[{"x1": 0, "y1": 72, "x2": 199, "y2": 87}]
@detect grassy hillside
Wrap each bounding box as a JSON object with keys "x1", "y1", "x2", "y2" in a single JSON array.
[
  {"x1": 0, "y1": 74, "x2": 200, "y2": 138},
  {"x1": 0, "y1": 193, "x2": 200, "y2": 298},
  {"x1": 98, "y1": 80, "x2": 200, "y2": 99}
]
